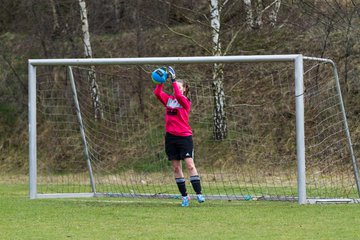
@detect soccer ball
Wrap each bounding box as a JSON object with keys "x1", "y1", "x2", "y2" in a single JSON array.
[{"x1": 151, "y1": 68, "x2": 168, "y2": 84}]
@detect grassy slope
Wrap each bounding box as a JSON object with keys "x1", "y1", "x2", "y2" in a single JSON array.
[
  {"x1": 2, "y1": 21, "x2": 360, "y2": 171},
  {"x1": 1, "y1": 184, "x2": 360, "y2": 240}
]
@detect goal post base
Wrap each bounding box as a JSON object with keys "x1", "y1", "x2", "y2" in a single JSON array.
[
  {"x1": 31, "y1": 192, "x2": 360, "y2": 204},
  {"x1": 306, "y1": 198, "x2": 360, "y2": 204},
  {"x1": 33, "y1": 193, "x2": 96, "y2": 199}
]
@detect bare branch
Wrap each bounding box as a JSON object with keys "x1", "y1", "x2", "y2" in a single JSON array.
[
  {"x1": 165, "y1": 25, "x2": 212, "y2": 55},
  {"x1": 220, "y1": 0, "x2": 230, "y2": 11},
  {"x1": 223, "y1": 30, "x2": 240, "y2": 55},
  {"x1": 260, "y1": 0, "x2": 280, "y2": 15},
  {"x1": 0, "y1": 54, "x2": 26, "y2": 92},
  {"x1": 157, "y1": 0, "x2": 210, "y2": 22},
  {"x1": 147, "y1": 17, "x2": 212, "y2": 54}
]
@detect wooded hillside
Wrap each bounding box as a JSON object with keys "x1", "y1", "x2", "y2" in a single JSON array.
[{"x1": 1, "y1": 0, "x2": 360, "y2": 173}]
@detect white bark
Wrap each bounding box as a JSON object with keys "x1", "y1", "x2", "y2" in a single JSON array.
[
  {"x1": 79, "y1": 0, "x2": 92, "y2": 58},
  {"x1": 243, "y1": 0, "x2": 281, "y2": 29},
  {"x1": 210, "y1": 0, "x2": 221, "y2": 56},
  {"x1": 243, "y1": 0, "x2": 254, "y2": 29},
  {"x1": 209, "y1": 0, "x2": 227, "y2": 140},
  {"x1": 269, "y1": 0, "x2": 281, "y2": 27},
  {"x1": 50, "y1": 0, "x2": 60, "y2": 32},
  {"x1": 255, "y1": 0, "x2": 263, "y2": 28},
  {"x1": 79, "y1": 0, "x2": 103, "y2": 119}
]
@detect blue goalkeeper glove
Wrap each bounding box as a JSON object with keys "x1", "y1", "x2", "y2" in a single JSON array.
[{"x1": 168, "y1": 66, "x2": 176, "y2": 82}]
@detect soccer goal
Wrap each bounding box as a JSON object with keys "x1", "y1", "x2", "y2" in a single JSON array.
[{"x1": 28, "y1": 55, "x2": 360, "y2": 204}]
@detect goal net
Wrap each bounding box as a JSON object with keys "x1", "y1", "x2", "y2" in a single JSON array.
[{"x1": 28, "y1": 55, "x2": 360, "y2": 204}]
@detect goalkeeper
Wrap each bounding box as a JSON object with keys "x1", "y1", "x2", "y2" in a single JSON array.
[{"x1": 153, "y1": 66, "x2": 205, "y2": 207}]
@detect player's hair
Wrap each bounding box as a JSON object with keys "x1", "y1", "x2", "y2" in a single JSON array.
[{"x1": 176, "y1": 79, "x2": 189, "y2": 97}]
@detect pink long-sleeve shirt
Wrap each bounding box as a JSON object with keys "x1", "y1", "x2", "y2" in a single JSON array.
[{"x1": 153, "y1": 82, "x2": 192, "y2": 136}]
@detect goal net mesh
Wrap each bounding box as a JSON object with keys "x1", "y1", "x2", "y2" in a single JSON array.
[{"x1": 34, "y1": 60, "x2": 359, "y2": 201}]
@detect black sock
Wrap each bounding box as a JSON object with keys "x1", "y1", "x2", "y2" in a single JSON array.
[
  {"x1": 175, "y1": 178, "x2": 187, "y2": 197},
  {"x1": 190, "y1": 175, "x2": 202, "y2": 195}
]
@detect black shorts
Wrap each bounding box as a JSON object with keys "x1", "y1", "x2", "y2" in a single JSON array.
[{"x1": 165, "y1": 133, "x2": 193, "y2": 161}]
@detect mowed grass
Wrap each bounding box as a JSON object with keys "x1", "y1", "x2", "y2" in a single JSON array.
[{"x1": 1, "y1": 184, "x2": 360, "y2": 240}]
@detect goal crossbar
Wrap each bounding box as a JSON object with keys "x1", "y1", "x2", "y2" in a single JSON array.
[{"x1": 29, "y1": 54, "x2": 302, "y2": 66}]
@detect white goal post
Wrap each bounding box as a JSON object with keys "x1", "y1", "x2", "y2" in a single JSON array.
[{"x1": 28, "y1": 55, "x2": 360, "y2": 204}]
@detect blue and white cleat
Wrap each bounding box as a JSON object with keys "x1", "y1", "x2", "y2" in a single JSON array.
[
  {"x1": 197, "y1": 194, "x2": 205, "y2": 203},
  {"x1": 181, "y1": 196, "x2": 190, "y2": 207}
]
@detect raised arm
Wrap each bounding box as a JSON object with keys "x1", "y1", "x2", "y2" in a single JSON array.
[
  {"x1": 167, "y1": 66, "x2": 191, "y2": 111},
  {"x1": 172, "y1": 82, "x2": 191, "y2": 111},
  {"x1": 153, "y1": 84, "x2": 169, "y2": 106}
]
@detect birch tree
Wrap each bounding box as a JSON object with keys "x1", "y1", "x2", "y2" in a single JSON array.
[
  {"x1": 243, "y1": 0, "x2": 282, "y2": 29},
  {"x1": 135, "y1": 0, "x2": 146, "y2": 114},
  {"x1": 269, "y1": 0, "x2": 281, "y2": 26},
  {"x1": 79, "y1": 0, "x2": 103, "y2": 119},
  {"x1": 244, "y1": 0, "x2": 255, "y2": 29},
  {"x1": 49, "y1": 0, "x2": 60, "y2": 34},
  {"x1": 255, "y1": 0, "x2": 264, "y2": 28},
  {"x1": 210, "y1": 0, "x2": 227, "y2": 140},
  {"x1": 114, "y1": 0, "x2": 123, "y2": 25}
]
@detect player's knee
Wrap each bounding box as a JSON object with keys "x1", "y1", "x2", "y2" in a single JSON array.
[
  {"x1": 172, "y1": 165, "x2": 182, "y2": 174},
  {"x1": 186, "y1": 163, "x2": 195, "y2": 172}
]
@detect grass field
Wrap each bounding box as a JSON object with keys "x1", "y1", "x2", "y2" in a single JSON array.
[{"x1": 1, "y1": 184, "x2": 360, "y2": 240}]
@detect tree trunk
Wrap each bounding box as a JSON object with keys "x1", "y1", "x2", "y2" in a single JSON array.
[
  {"x1": 344, "y1": 16, "x2": 354, "y2": 93},
  {"x1": 114, "y1": 0, "x2": 122, "y2": 24},
  {"x1": 136, "y1": 0, "x2": 145, "y2": 115},
  {"x1": 255, "y1": 0, "x2": 263, "y2": 28},
  {"x1": 244, "y1": 0, "x2": 281, "y2": 29},
  {"x1": 79, "y1": 0, "x2": 103, "y2": 120},
  {"x1": 49, "y1": 0, "x2": 60, "y2": 33},
  {"x1": 243, "y1": 0, "x2": 255, "y2": 29},
  {"x1": 212, "y1": 64, "x2": 227, "y2": 140},
  {"x1": 210, "y1": 0, "x2": 227, "y2": 140},
  {"x1": 269, "y1": 0, "x2": 281, "y2": 27}
]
